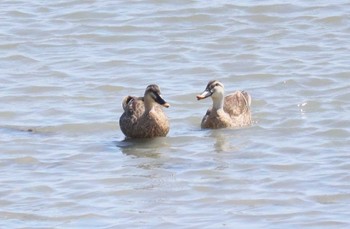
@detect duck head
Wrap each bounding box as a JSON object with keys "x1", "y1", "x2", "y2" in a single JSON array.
[
  {"x1": 196, "y1": 80, "x2": 224, "y2": 100},
  {"x1": 144, "y1": 84, "x2": 170, "y2": 108}
]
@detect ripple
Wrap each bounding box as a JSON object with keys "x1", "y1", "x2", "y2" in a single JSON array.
[{"x1": 1, "y1": 54, "x2": 39, "y2": 63}]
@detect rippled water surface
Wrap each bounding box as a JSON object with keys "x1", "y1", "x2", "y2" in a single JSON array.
[{"x1": 1, "y1": 0, "x2": 350, "y2": 228}]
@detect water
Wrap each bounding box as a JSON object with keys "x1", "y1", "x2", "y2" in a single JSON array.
[{"x1": 1, "y1": 0, "x2": 350, "y2": 228}]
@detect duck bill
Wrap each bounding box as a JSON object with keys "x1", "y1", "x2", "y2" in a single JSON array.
[
  {"x1": 154, "y1": 93, "x2": 170, "y2": 108},
  {"x1": 196, "y1": 90, "x2": 212, "y2": 100}
]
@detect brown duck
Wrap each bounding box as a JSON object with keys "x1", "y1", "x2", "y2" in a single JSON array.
[
  {"x1": 196, "y1": 80, "x2": 252, "y2": 129},
  {"x1": 119, "y1": 84, "x2": 170, "y2": 138}
]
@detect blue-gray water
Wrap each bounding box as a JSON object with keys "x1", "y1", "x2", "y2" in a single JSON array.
[{"x1": 1, "y1": 0, "x2": 350, "y2": 228}]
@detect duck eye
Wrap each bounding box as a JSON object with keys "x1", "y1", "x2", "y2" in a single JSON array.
[
  {"x1": 215, "y1": 83, "x2": 219, "y2": 86},
  {"x1": 152, "y1": 92, "x2": 158, "y2": 99}
]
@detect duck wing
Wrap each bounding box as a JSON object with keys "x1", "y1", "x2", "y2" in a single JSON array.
[
  {"x1": 224, "y1": 91, "x2": 251, "y2": 117},
  {"x1": 122, "y1": 96, "x2": 145, "y2": 118}
]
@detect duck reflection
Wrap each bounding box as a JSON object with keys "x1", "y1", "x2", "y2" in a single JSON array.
[
  {"x1": 210, "y1": 129, "x2": 239, "y2": 153},
  {"x1": 115, "y1": 137, "x2": 169, "y2": 158}
]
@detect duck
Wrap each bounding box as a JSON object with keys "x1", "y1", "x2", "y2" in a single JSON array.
[
  {"x1": 119, "y1": 84, "x2": 170, "y2": 138},
  {"x1": 196, "y1": 80, "x2": 252, "y2": 129}
]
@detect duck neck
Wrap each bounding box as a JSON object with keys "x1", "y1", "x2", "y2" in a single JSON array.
[
  {"x1": 212, "y1": 94, "x2": 224, "y2": 111},
  {"x1": 144, "y1": 97, "x2": 155, "y2": 113}
]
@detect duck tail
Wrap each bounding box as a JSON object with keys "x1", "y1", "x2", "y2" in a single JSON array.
[
  {"x1": 241, "y1": 91, "x2": 251, "y2": 107},
  {"x1": 122, "y1": 96, "x2": 134, "y2": 111}
]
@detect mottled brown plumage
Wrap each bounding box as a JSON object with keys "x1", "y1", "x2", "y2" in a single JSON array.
[
  {"x1": 196, "y1": 80, "x2": 252, "y2": 129},
  {"x1": 119, "y1": 85, "x2": 170, "y2": 138}
]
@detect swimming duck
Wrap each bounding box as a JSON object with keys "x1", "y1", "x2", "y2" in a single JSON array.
[
  {"x1": 196, "y1": 80, "x2": 252, "y2": 129},
  {"x1": 119, "y1": 84, "x2": 170, "y2": 138}
]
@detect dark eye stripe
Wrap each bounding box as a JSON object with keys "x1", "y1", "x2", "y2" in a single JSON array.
[{"x1": 152, "y1": 91, "x2": 158, "y2": 98}]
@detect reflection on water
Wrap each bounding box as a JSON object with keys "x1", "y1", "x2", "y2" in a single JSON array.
[
  {"x1": 116, "y1": 137, "x2": 169, "y2": 158},
  {"x1": 116, "y1": 129, "x2": 241, "y2": 156},
  {"x1": 210, "y1": 129, "x2": 241, "y2": 153}
]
